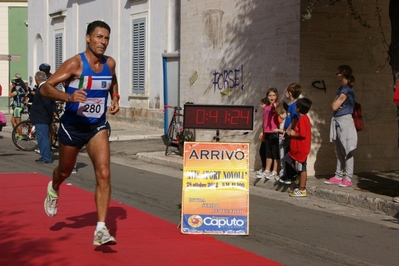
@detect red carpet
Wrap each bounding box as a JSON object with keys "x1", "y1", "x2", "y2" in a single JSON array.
[{"x1": 0, "y1": 173, "x2": 281, "y2": 266}]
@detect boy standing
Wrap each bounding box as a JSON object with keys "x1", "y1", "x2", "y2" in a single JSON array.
[
  {"x1": 279, "y1": 83, "x2": 302, "y2": 185},
  {"x1": 284, "y1": 98, "x2": 312, "y2": 197}
]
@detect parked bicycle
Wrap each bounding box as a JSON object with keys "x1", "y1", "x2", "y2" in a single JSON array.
[
  {"x1": 162, "y1": 104, "x2": 196, "y2": 156},
  {"x1": 11, "y1": 103, "x2": 64, "y2": 151}
]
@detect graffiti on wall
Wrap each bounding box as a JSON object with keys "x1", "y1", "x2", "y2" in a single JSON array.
[
  {"x1": 203, "y1": 9, "x2": 224, "y2": 49},
  {"x1": 213, "y1": 65, "x2": 244, "y2": 96},
  {"x1": 312, "y1": 80, "x2": 327, "y2": 93}
]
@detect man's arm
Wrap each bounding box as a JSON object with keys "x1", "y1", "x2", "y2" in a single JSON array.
[
  {"x1": 107, "y1": 57, "x2": 120, "y2": 115},
  {"x1": 41, "y1": 55, "x2": 86, "y2": 103}
]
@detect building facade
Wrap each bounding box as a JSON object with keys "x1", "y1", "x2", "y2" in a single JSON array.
[
  {"x1": 0, "y1": 0, "x2": 28, "y2": 110},
  {"x1": 28, "y1": 0, "x2": 398, "y2": 175},
  {"x1": 28, "y1": 0, "x2": 180, "y2": 127},
  {"x1": 179, "y1": 0, "x2": 396, "y2": 175}
]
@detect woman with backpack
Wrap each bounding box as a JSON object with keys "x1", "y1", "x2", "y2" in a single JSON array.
[{"x1": 325, "y1": 65, "x2": 358, "y2": 188}]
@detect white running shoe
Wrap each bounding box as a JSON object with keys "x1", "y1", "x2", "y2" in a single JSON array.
[
  {"x1": 44, "y1": 181, "x2": 58, "y2": 217},
  {"x1": 255, "y1": 168, "x2": 265, "y2": 176},
  {"x1": 93, "y1": 226, "x2": 117, "y2": 245},
  {"x1": 71, "y1": 166, "x2": 77, "y2": 174}
]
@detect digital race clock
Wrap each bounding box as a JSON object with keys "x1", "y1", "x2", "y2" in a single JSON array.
[{"x1": 183, "y1": 104, "x2": 254, "y2": 130}]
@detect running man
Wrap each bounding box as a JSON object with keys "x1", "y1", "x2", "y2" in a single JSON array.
[{"x1": 41, "y1": 20, "x2": 120, "y2": 245}]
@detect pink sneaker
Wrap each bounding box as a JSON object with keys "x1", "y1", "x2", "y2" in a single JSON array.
[
  {"x1": 339, "y1": 179, "x2": 352, "y2": 187},
  {"x1": 324, "y1": 176, "x2": 342, "y2": 185}
]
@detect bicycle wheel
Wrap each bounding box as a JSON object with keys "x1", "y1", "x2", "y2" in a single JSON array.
[
  {"x1": 178, "y1": 128, "x2": 196, "y2": 156},
  {"x1": 12, "y1": 120, "x2": 38, "y2": 151},
  {"x1": 164, "y1": 127, "x2": 173, "y2": 155},
  {"x1": 51, "y1": 120, "x2": 60, "y2": 148},
  {"x1": 165, "y1": 124, "x2": 178, "y2": 155}
]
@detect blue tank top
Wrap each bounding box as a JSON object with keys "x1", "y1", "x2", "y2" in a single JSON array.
[
  {"x1": 61, "y1": 53, "x2": 112, "y2": 124},
  {"x1": 283, "y1": 101, "x2": 299, "y2": 130},
  {"x1": 333, "y1": 85, "x2": 355, "y2": 117}
]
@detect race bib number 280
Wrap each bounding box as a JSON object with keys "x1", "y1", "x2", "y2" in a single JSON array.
[{"x1": 77, "y1": 98, "x2": 105, "y2": 118}]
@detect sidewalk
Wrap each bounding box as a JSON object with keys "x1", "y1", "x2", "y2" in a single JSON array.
[{"x1": 2, "y1": 113, "x2": 399, "y2": 217}]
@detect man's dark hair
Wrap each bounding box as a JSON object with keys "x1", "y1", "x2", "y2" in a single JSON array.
[
  {"x1": 86, "y1": 20, "x2": 111, "y2": 35},
  {"x1": 296, "y1": 98, "x2": 312, "y2": 114}
]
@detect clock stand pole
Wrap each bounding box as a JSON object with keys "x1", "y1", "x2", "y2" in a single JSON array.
[{"x1": 213, "y1": 129, "x2": 220, "y2": 142}]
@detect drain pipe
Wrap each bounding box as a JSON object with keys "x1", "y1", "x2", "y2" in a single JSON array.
[{"x1": 162, "y1": 56, "x2": 168, "y2": 135}]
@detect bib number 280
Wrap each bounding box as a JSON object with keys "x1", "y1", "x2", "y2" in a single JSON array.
[{"x1": 77, "y1": 98, "x2": 105, "y2": 118}]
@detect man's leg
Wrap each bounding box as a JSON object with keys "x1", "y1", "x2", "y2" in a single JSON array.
[
  {"x1": 14, "y1": 108, "x2": 22, "y2": 134},
  {"x1": 298, "y1": 170, "x2": 307, "y2": 189},
  {"x1": 86, "y1": 129, "x2": 116, "y2": 245},
  {"x1": 45, "y1": 141, "x2": 79, "y2": 217},
  {"x1": 35, "y1": 124, "x2": 52, "y2": 162},
  {"x1": 86, "y1": 129, "x2": 111, "y2": 223},
  {"x1": 52, "y1": 142, "x2": 80, "y2": 191},
  {"x1": 334, "y1": 139, "x2": 345, "y2": 178}
]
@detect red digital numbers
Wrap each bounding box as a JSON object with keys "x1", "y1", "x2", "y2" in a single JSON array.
[
  {"x1": 196, "y1": 109, "x2": 205, "y2": 124},
  {"x1": 224, "y1": 110, "x2": 249, "y2": 125},
  {"x1": 183, "y1": 104, "x2": 254, "y2": 130},
  {"x1": 209, "y1": 110, "x2": 218, "y2": 123},
  {"x1": 196, "y1": 109, "x2": 219, "y2": 124},
  {"x1": 241, "y1": 110, "x2": 250, "y2": 124}
]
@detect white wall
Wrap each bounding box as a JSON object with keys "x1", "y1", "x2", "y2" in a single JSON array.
[
  {"x1": 28, "y1": 0, "x2": 171, "y2": 126},
  {"x1": 180, "y1": 0, "x2": 301, "y2": 171}
]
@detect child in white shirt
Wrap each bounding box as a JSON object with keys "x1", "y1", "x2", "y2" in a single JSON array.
[{"x1": 273, "y1": 101, "x2": 288, "y2": 180}]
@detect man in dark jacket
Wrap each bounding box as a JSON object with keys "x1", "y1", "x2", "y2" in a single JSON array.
[{"x1": 30, "y1": 71, "x2": 55, "y2": 164}]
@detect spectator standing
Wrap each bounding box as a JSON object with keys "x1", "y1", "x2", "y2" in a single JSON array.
[
  {"x1": 284, "y1": 98, "x2": 313, "y2": 197},
  {"x1": 254, "y1": 97, "x2": 267, "y2": 185},
  {"x1": 257, "y1": 98, "x2": 267, "y2": 171},
  {"x1": 325, "y1": 65, "x2": 357, "y2": 187},
  {"x1": 279, "y1": 83, "x2": 303, "y2": 185},
  {"x1": 257, "y1": 88, "x2": 280, "y2": 180},
  {"x1": 8, "y1": 79, "x2": 25, "y2": 132},
  {"x1": 273, "y1": 101, "x2": 288, "y2": 180},
  {"x1": 30, "y1": 71, "x2": 55, "y2": 164}
]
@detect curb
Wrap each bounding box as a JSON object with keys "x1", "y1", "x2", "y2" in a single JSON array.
[
  {"x1": 309, "y1": 187, "x2": 399, "y2": 217},
  {"x1": 136, "y1": 152, "x2": 183, "y2": 170},
  {"x1": 109, "y1": 134, "x2": 162, "y2": 142},
  {"x1": 252, "y1": 175, "x2": 399, "y2": 217}
]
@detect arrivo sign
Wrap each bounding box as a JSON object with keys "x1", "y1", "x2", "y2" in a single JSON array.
[{"x1": 183, "y1": 104, "x2": 254, "y2": 130}]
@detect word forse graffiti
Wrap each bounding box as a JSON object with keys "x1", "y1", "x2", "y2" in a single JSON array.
[{"x1": 213, "y1": 65, "x2": 244, "y2": 92}]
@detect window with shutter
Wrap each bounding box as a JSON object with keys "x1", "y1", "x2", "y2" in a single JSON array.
[
  {"x1": 55, "y1": 33, "x2": 63, "y2": 70},
  {"x1": 132, "y1": 19, "x2": 146, "y2": 94},
  {"x1": 55, "y1": 33, "x2": 63, "y2": 90}
]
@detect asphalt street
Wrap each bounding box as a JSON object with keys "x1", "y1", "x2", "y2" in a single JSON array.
[{"x1": 1, "y1": 133, "x2": 399, "y2": 265}]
